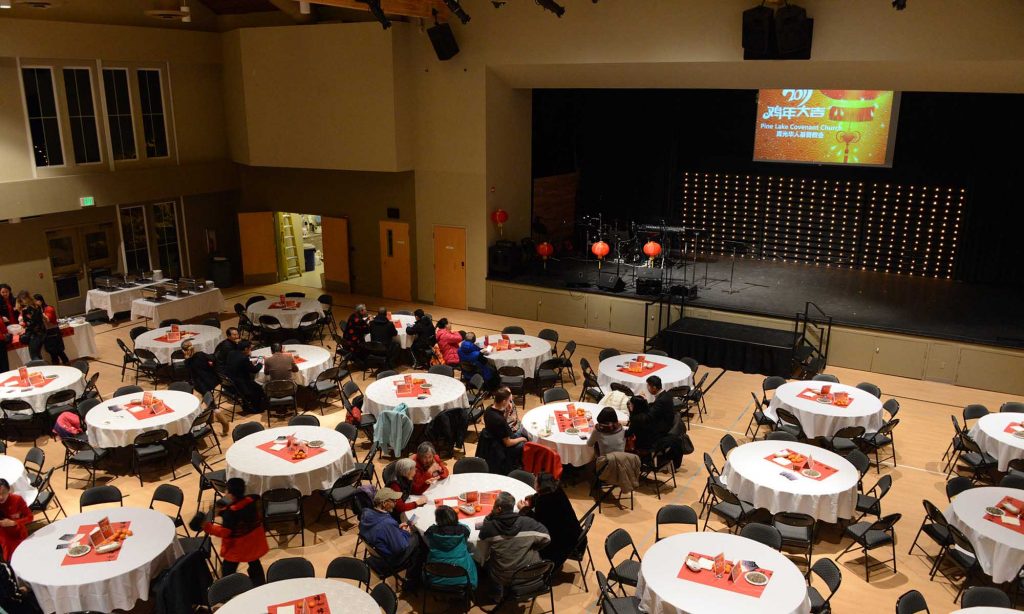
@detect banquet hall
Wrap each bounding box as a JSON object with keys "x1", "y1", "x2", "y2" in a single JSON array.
[{"x1": 1, "y1": 1, "x2": 1023, "y2": 613}]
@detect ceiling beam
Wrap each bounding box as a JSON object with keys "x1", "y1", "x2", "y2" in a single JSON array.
[
  {"x1": 269, "y1": 0, "x2": 316, "y2": 23},
  {"x1": 303, "y1": 0, "x2": 450, "y2": 20}
]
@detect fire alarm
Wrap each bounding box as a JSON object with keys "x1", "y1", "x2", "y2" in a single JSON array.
[{"x1": 490, "y1": 186, "x2": 496, "y2": 193}]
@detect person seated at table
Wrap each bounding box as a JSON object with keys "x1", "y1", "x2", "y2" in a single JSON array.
[
  {"x1": 406, "y1": 309, "x2": 436, "y2": 369},
  {"x1": 0, "y1": 559, "x2": 41, "y2": 614},
  {"x1": 342, "y1": 304, "x2": 370, "y2": 361},
  {"x1": 478, "y1": 491, "x2": 550, "y2": 598},
  {"x1": 15, "y1": 291, "x2": 43, "y2": 362},
  {"x1": 484, "y1": 387, "x2": 528, "y2": 468},
  {"x1": 34, "y1": 294, "x2": 69, "y2": 365},
  {"x1": 359, "y1": 488, "x2": 424, "y2": 590},
  {"x1": 425, "y1": 505, "x2": 478, "y2": 589},
  {"x1": 435, "y1": 318, "x2": 463, "y2": 367},
  {"x1": 0, "y1": 317, "x2": 10, "y2": 374},
  {"x1": 368, "y1": 307, "x2": 400, "y2": 365},
  {"x1": 386, "y1": 457, "x2": 427, "y2": 519},
  {"x1": 458, "y1": 332, "x2": 495, "y2": 386},
  {"x1": 181, "y1": 340, "x2": 230, "y2": 435},
  {"x1": 646, "y1": 375, "x2": 676, "y2": 434},
  {"x1": 410, "y1": 442, "x2": 449, "y2": 494},
  {"x1": 214, "y1": 327, "x2": 241, "y2": 365},
  {"x1": 624, "y1": 396, "x2": 657, "y2": 458},
  {"x1": 517, "y1": 472, "x2": 582, "y2": 572},
  {"x1": 0, "y1": 285, "x2": 16, "y2": 324},
  {"x1": 223, "y1": 340, "x2": 267, "y2": 415},
  {"x1": 263, "y1": 342, "x2": 298, "y2": 382},
  {"x1": 202, "y1": 478, "x2": 269, "y2": 586},
  {"x1": 591, "y1": 406, "x2": 626, "y2": 456},
  {"x1": 0, "y1": 479, "x2": 32, "y2": 562}
]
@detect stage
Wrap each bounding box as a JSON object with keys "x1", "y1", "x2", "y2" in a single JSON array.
[{"x1": 493, "y1": 256, "x2": 1024, "y2": 349}]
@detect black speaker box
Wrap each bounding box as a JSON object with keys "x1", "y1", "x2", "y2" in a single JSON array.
[
  {"x1": 775, "y1": 4, "x2": 809, "y2": 54},
  {"x1": 636, "y1": 278, "x2": 663, "y2": 296},
  {"x1": 742, "y1": 5, "x2": 774, "y2": 55},
  {"x1": 670, "y1": 283, "x2": 699, "y2": 299},
  {"x1": 562, "y1": 269, "x2": 590, "y2": 288},
  {"x1": 597, "y1": 272, "x2": 625, "y2": 293},
  {"x1": 488, "y1": 241, "x2": 518, "y2": 277},
  {"x1": 427, "y1": 23, "x2": 460, "y2": 61}
]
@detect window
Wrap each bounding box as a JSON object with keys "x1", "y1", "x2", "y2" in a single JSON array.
[
  {"x1": 152, "y1": 202, "x2": 182, "y2": 278},
  {"x1": 21, "y1": 67, "x2": 64, "y2": 167},
  {"x1": 102, "y1": 69, "x2": 136, "y2": 161},
  {"x1": 120, "y1": 206, "x2": 151, "y2": 275},
  {"x1": 62, "y1": 68, "x2": 101, "y2": 164},
  {"x1": 136, "y1": 69, "x2": 168, "y2": 158}
]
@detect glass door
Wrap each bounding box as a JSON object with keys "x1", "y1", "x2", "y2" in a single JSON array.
[{"x1": 45, "y1": 223, "x2": 117, "y2": 315}]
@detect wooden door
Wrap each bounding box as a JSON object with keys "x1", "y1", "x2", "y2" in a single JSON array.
[
  {"x1": 379, "y1": 221, "x2": 411, "y2": 301},
  {"x1": 433, "y1": 225, "x2": 466, "y2": 310},
  {"x1": 322, "y1": 216, "x2": 352, "y2": 293},
  {"x1": 238, "y1": 212, "x2": 278, "y2": 285},
  {"x1": 45, "y1": 223, "x2": 117, "y2": 315}
]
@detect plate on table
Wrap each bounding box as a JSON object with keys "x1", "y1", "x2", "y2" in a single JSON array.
[
  {"x1": 816, "y1": 396, "x2": 832, "y2": 404},
  {"x1": 1013, "y1": 431, "x2": 1024, "y2": 440},
  {"x1": 565, "y1": 427, "x2": 579, "y2": 435},
  {"x1": 420, "y1": 383, "x2": 433, "y2": 389},
  {"x1": 307, "y1": 440, "x2": 324, "y2": 448},
  {"x1": 67, "y1": 544, "x2": 92, "y2": 558},
  {"x1": 744, "y1": 571, "x2": 769, "y2": 586},
  {"x1": 986, "y1": 506, "x2": 1006, "y2": 516},
  {"x1": 801, "y1": 468, "x2": 821, "y2": 479}
]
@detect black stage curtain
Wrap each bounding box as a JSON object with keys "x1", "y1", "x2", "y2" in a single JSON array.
[{"x1": 660, "y1": 319, "x2": 797, "y2": 378}]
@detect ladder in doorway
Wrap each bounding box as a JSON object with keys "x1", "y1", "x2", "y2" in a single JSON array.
[{"x1": 280, "y1": 214, "x2": 302, "y2": 279}]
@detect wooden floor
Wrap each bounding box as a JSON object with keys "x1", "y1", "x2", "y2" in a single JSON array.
[{"x1": 11, "y1": 279, "x2": 1020, "y2": 613}]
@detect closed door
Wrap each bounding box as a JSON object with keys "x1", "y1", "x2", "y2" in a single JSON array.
[
  {"x1": 379, "y1": 221, "x2": 411, "y2": 301},
  {"x1": 238, "y1": 212, "x2": 278, "y2": 285},
  {"x1": 322, "y1": 216, "x2": 352, "y2": 293},
  {"x1": 433, "y1": 226, "x2": 466, "y2": 310},
  {"x1": 46, "y1": 223, "x2": 118, "y2": 315}
]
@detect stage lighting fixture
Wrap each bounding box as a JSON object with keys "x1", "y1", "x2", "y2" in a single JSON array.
[
  {"x1": 359, "y1": 0, "x2": 391, "y2": 29},
  {"x1": 892, "y1": 0, "x2": 907, "y2": 9},
  {"x1": 535, "y1": 0, "x2": 565, "y2": 18},
  {"x1": 442, "y1": 0, "x2": 470, "y2": 23}
]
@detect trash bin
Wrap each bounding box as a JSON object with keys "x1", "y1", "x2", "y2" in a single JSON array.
[
  {"x1": 208, "y1": 256, "x2": 232, "y2": 289},
  {"x1": 303, "y1": 244, "x2": 317, "y2": 272}
]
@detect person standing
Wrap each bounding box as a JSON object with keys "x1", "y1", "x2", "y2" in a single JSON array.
[
  {"x1": 0, "y1": 479, "x2": 32, "y2": 562},
  {"x1": 34, "y1": 294, "x2": 69, "y2": 365},
  {"x1": 202, "y1": 478, "x2": 269, "y2": 585},
  {"x1": 15, "y1": 292, "x2": 43, "y2": 362}
]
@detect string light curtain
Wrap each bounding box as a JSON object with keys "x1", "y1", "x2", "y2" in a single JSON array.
[{"x1": 680, "y1": 171, "x2": 964, "y2": 279}]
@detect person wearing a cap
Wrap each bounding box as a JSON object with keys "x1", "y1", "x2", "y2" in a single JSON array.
[
  {"x1": 359, "y1": 488, "x2": 423, "y2": 589},
  {"x1": 202, "y1": 478, "x2": 269, "y2": 585}
]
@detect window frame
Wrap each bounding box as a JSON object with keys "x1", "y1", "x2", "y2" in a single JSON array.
[
  {"x1": 60, "y1": 65, "x2": 104, "y2": 167},
  {"x1": 99, "y1": 66, "x2": 138, "y2": 164},
  {"x1": 135, "y1": 67, "x2": 170, "y2": 160},
  {"x1": 118, "y1": 204, "x2": 153, "y2": 277},
  {"x1": 19, "y1": 64, "x2": 67, "y2": 171}
]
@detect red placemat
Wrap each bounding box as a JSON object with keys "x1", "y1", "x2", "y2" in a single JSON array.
[
  {"x1": 61, "y1": 522, "x2": 132, "y2": 566},
  {"x1": 394, "y1": 380, "x2": 430, "y2": 398},
  {"x1": 616, "y1": 360, "x2": 667, "y2": 378},
  {"x1": 284, "y1": 352, "x2": 307, "y2": 365},
  {"x1": 553, "y1": 409, "x2": 593, "y2": 433},
  {"x1": 795, "y1": 387, "x2": 855, "y2": 408},
  {"x1": 1004, "y1": 422, "x2": 1024, "y2": 435},
  {"x1": 268, "y1": 593, "x2": 331, "y2": 614},
  {"x1": 257, "y1": 439, "x2": 329, "y2": 464},
  {"x1": 8, "y1": 326, "x2": 73, "y2": 351},
  {"x1": 983, "y1": 496, "x2": 1024, "y2": 535},
  {"x1": 763, "y1": 449, "x2": 839, "y2": 481},
  {"x1": 269, "y1": 300, "x2": 300, "y2": 310},
  {"x1": 1, "y1": 373, "x2": 56, "y2": 389},
  {"x1": 677, "y1": 554, "x2": 772, "y2": 598},
  {"x1": 152, "y1": 330, "x2": 198, "y2": 344},
  {"x1": 434, "y1": 490, "x2": 500, "y2": 520},
  {"x1": 392, "y1": 319, "x2": 403, "y2": 328},
  {"x1": 124, "y1": 400, "x2": 175, "y2": 420}
]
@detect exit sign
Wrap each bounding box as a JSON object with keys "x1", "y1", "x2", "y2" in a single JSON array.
[{"x1": 80, "y1": 196, "x2": 95, "y2": 207}]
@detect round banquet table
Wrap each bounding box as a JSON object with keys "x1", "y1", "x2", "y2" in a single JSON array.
[
  {"x1": 132, "y1": 324, "x2": 223, "y2": 364},
  {"x1": 218, "y1": 577, "x2": 381, "y2": 614},
  {"x1": 522, "y1": 402, "x2": 628, "y2": 467},
  {"x1": 11, "y1": 507, "x2": 182, "y2": 614},
  {"x1": 226, "y1": 424, "x2": 354, "y2": 496},
  {"x1": 478, "y1": 333, "x2": 553, "y2": 376},
  {"x1": 765, "y1": 381, "x2": 884, "y2": 439},
  {"x1": 363, "y1": 373, "x2": 468, "y2": 425},
  {"x1": 951, "y1": 609, "x2": 1019, "y2": 614},
  {"x1": 411, "y1": 473, "x2": 536, "y2": 563},
  {"x1": 247, "y1": 297, "x2": 324, "y2": 330},
  {"x1": 364, "y1": 313, "x2": 418, "y2": 349},
  {"x1": 944, "y1": 486, "x2": 1024, "y2": 584},
  {"x1": 252, "y1": 343, "x2": 332, "y2": 387},
  {"x1": 597, "y1": 353, "x2": 693, "y2": 400},
  {"x1": 0, "y1": 365, "x2": 85, "y2": 414},
  {"x1": 86, "y1": 390, "x2": 202, "y2": 449},
  {"x1": 720, "y1": 440, "x2": 858, "y2": 523},
  {"x1": 971, "y1": 413, "x2": 1024, "y2": 472},
  {"x1": 0, "y1": 454, "x2": 37, "y2": 505},
  {"x1": 637, "y1": 532, "x2": 811, "y2": 614}
]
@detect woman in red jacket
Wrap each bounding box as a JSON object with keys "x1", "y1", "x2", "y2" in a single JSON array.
[
  {"x1": 0, "y1": 480, "x2": 32, "y2": 562},
  {"x1": 203, "y1": 478, "x2": 269, "y2": 585},
  {"x1": 410, "y1": 442, "x2": 449, "y2": 494},
  {"x1": 435, "y1": 319, "x2": 463, "y2": 367}
]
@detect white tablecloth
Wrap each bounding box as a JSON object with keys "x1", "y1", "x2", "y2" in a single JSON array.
[
  {"x1": 766, "y1": 381, "x2": 883, "y2": 439},
  {"x1": 363, "y1": 373, "x2": 468, "y2": 425},
  {"x1": 971, "y1": 413, "x2": 1024, "y2": 472},
  {"x1": 11, "y1": 507, "x2": 182, "y2": 614},
  {"x1": 226, "y1": 425, "x2": 354, "y2": 496},
  {"x1": 637, "y1": 532, "x2": 811, "y2": 614},
  {"x1": 252, "y1": 344, "x2": 332, "y2": 387},
  {"x1": 411, "y1": 473, "x2": 536, "y2": 563},
  {"x1": 597, "y1": 353, "x2": 693, "y2": 399},
  {"x1": 478, "y1": 334, "x2": 553, "y2": 375},
  {"x1": 133, "y1": 324, "x2": 222, "y2": 364},
  {"x1": 217, "y1": 577, "x2": 381, "y2": 614},
  {"x1": 721, "y1": 440, "x2": 858, "y2": 523},
  {"x1": 365, "y1": 314, "x2": 418, "y2": 349},
  {"x1": 522, "y1": 402, "x2": 628, "y2": 467},
  {"x1": 0, "y1": 366, "x2": 85, "y2": 413},
  {"x1": 951, "y1": 608, "x2": 1020, "y2": 614},
  {"x1": 8, "y1": 321, "x2": 97, "y2": 368},
  {"x1": 129, "y1": 288, "x2": 225, "y2": 323},
  {"x1": 85, "y1": 282, "x2": 158, "y2": 319},
  {"x1": 247, "y1": 297, "x2": 324, "y2": 330},
  {"x1": 944, "y1": 486, "x2": 1024, "y2": 584},
  {"x1": 85, "y1": 390, "x2": 202, "y2": 449},
  {"x1": 0, "y1": 455, "x2": 37, "y2": 505}
]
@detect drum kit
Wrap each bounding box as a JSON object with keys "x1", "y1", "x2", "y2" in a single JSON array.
[{"x1": 578, "y1": 214, "x2": 709, "y2": 274}]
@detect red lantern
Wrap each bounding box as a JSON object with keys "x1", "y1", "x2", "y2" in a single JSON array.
[
  {"x1": 490, "y1": 209, "x2": 509, "y2": 236},
  {"x1": 536, "y1": 242, "x2": 554, "y2": 269},
  {"x1": 643, "y1": 241, "x2": 662, "y2": 265},
  {"x1": 591, "y1": 240, "x2": 610, "y2": 269}
]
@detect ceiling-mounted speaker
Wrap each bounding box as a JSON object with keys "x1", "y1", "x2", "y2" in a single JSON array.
[
  {"x1": 741, "y1": 5, "x2": 775, "y2": 57},
  {"x1": 775, "y1": 3, "x2": 812, "y2": 56},
  {"x1": 427, "y1": 23, "x2": 460, "y2": 61}
]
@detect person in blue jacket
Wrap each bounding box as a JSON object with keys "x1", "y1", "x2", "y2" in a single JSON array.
[
  {"x1": 458, "y1": 331, "x2": 495, "y2": 386},
  {"x1": 424, "y1": 505, "x2": 478, "y2": 588},
  {"x1": 359, "y1": 488, "x2": 423, "y2": 589}
]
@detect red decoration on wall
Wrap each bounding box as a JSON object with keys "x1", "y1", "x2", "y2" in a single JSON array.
[
  {"x1": 536, "y1": 241, "x2": 554, "y2": 269},
  {"x1": 643, "y1": 241, "x2": 662, "y2": 265},
  {"x1": 491, "y1": 209, "x2": 509, "y2": 236}
]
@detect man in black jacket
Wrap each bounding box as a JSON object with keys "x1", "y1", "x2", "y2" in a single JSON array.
[
  {"x1": 223, "y1": 340, "x2": 266, "y2": 415},
  {"x1": 405, "y1": 309, "x2": 436, "y2": 369},
  {"x1": 214, "y1": 327, "x2": 241, "y2": 365},
  {"x1": 646, "y1": 375, "x2": 676, "y2": 434},
  {"x1": 368, "y1": 307, "x2": 400, "y2": 365}
]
